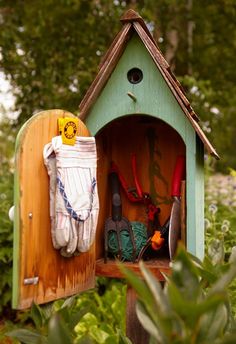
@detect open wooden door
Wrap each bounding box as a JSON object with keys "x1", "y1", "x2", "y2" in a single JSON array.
[{"x1": 12, "y1": 109, "x2": 96, "y2": 309}]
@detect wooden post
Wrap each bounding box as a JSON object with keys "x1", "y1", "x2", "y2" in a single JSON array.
[{"x1": 126, "y1": 287, "x2": 149, "y2": 344}]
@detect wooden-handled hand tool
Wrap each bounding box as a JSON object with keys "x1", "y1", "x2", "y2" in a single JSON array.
[
  {"x1": 104, "y1": 171, "x2": 136, "y2": 263},
  {"x1": 168, "y1": 155, "x2": 186, "y2": 260}
]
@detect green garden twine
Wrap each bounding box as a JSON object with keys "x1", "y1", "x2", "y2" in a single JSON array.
[{"x1": 107, "y1": 221, "x2": 147, "y2": 261}]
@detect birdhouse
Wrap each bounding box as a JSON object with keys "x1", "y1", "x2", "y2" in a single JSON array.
[{"x1": 12, "y1": 10, "x2": 218, "y2": 310}]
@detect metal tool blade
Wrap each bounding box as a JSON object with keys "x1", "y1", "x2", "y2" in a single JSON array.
[{"x1": 168, "y1": 197, "x2": 181, "y2": 260}]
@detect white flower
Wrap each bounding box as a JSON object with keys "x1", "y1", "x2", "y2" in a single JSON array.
[
  {"x1": 221, "y1": 224, "x2": 229, "y2": 234},
  {"x1": 190, "y1": 85, "x2": 199, "y2": 95},
  {"x1": 0, "y1": 193, "x2": 6, "y2": 200},
  {"x1": 208, "y1": 204, "x2": 218, "y2": 214}
]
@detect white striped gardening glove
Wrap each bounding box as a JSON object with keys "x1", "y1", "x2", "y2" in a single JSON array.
[{"x1": 44, "y1": 136, "x2": 99, "y2": 256}]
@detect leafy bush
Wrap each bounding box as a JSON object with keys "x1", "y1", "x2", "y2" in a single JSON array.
[
  {"x1": 0, "y1": 120, "x2": 16, "y2": 316},
  {"x1": 205, "y1": 169, "x2": 236, "y2": 317},
  {"x1": 120, "y1": 245, "x2": 236, "y2": 344},
  {"x1": 6, "y1": 279, "x2": 131, "y2": 344},
  {"x1": 205, "y1": 173, "x2": 236, "y2": 258}
]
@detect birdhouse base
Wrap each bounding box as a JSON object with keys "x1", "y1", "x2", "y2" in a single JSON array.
[{"x1": 95, "y1": 257, "x2": 170, "y2": 280}]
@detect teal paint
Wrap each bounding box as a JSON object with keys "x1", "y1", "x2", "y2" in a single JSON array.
[
  {"x1": 84, "y1": 34, "x2": 204, "y2": 258},
  {"x1": 195, "y1": 138, "x2": 205, "y2": 258},
  {"x1": 85, "y1": 34, "x2": 188, "y2": 141},
  {"x1": 186, "y1": 136, "x2": 204, "y2": 258}
]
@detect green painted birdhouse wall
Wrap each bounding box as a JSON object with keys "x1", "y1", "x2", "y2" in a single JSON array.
[{"x1": 79, "y1": 9, "x2": 218, "y2": 261}]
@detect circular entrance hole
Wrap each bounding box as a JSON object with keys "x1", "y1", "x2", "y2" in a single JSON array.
[{"x1": 127, "y1": 68, "x2": 143, "y2": 84}]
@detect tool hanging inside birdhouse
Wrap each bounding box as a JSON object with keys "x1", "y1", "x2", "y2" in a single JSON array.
[{"x1": 111, "y1": 154, "x2": 161, "y2": 238}]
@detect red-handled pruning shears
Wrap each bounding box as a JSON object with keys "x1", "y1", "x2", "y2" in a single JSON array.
[
  {"x1": 110, "y1": 154, "x2": 160, "y2": 237},
  {"x1": 110, "y1": 155, "x2": 144, "y2": 203}
]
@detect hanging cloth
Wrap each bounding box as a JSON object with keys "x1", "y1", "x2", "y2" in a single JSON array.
[{"x1": 43, "y1": 136, "x2": 99, "y2": 257}]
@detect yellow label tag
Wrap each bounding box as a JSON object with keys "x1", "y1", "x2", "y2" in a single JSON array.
[{"x1": 58, "y1": 117, "x2": 78, "y2": 145}]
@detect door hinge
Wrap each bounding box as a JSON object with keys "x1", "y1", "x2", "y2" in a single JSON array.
[{"x1": 24, "y1": 276, "x2": 39, "y2": 285}]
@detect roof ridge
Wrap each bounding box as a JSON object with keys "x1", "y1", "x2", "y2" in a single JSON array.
[
  {"x1": 120, "y1": 9, "x2": 143, "y2": 23},
  {"x1": 120, "y1": 9, "x2": 156, "y2": 45}
]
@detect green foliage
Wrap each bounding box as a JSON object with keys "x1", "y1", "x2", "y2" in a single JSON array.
[
  {"x1": 120, "y1": 246, "x2": 236, "y2": 343},
  {"x1": 5, "y1": 279, "x2": 130, "y2": 344},
  {"x1": 0, "y1": 119, "x2": 16, "y2": 314},
  {"x1": 204, "y1": 170, "x2": 236, "y2": 318},
  {"x1": 74, "y1": 278, "x2": 127, "y2": 342},
  {"x1": 204, "y1": 171, "x2": 236, "y2": 258},
  {"x1": 0, "y1": 0, "x2": 126, "y2": 125},
  {"x1": 144, "y1": 0, "x2": 236, "y2": 171}
]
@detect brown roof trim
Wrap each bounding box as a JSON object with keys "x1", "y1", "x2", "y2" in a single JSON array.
[
  {"x1": 98, "y1": 25, "x2": 128, "y2": 70},
  {"x1": 120, "y1": 9, "x2": 156, "y2": 45},
  {"x1": 79, "y1": 10, "x2": 218, "y2": 159},
  {"x1": 133, "y1": 22, "x2": 199, "y2": 122},
  {"x1": 79, "y1": 23, "x2": 132, "y2": 120},
  {"x1": 132, "y1": 22, "x2": 219, "y2": 159},
  {"x1": 120, "y1": 9, "x2": 143, "y2": 23}
]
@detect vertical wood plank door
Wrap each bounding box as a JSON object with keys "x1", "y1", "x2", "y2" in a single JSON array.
[{"x1": 13, "y1": 109, "x2": 95, "y2": 309}]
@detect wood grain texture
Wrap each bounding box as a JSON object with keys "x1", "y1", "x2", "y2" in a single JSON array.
[
  {"x1": 79, "y1": 23, "x2": 132, "y2": 120},
  {"x1": 120, "y1": 9, "x2": 143, "y2": 23},
  {"x1": 13, "y1": 109, "x2": 95, "y2": 309},
  {"x1": 126, "y1": 287, "x2": 150, "y2": 344},
  {"x1": 95, "y1": 115, "x2": 185, "y2": 265},
  {"x1": 95, "y1": 258, "x2": 170, "y2": 281},
  {"x1": 133, "y1": 22, "x2": 199, "y2": 120},
  {"x1": 120, "y1": 9, "x2": 156, "y2": 45},
  {"x1": 98, "y1": 27, "x2": 126, "y2": 70}
]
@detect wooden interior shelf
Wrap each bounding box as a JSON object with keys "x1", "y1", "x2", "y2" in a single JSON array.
[{"x1": 95, "y1": 258, "x2": 170, "y2": 281}]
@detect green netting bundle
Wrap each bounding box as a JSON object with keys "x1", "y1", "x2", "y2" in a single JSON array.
[{"x1": 108, "y1": 221, "x2": 147, "y2": 261}]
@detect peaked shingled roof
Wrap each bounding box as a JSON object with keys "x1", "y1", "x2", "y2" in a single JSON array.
[{"x1": 79, "y1": 9, "x2": 219, "y2": 159}]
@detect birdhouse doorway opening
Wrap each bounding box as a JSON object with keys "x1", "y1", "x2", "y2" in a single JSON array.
[{"x1": 94, "y1": 114, "x2": 186, "y2": 277}]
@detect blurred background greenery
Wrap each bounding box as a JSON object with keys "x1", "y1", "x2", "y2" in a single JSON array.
[{"x1": 0, "y1": 0, "x2": 236, "y2": 342}]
